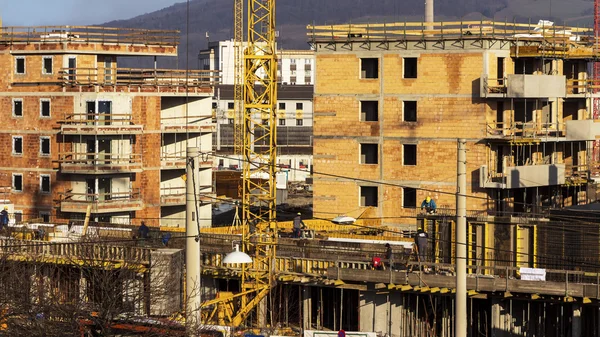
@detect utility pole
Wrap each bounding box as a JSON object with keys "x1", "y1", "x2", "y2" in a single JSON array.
[
  {"x1": 456, "y1": 139, "x2": 467, "y2": 337},
  {"x1": 186, "y1": 146, "x2": 201, "y2": 329}
]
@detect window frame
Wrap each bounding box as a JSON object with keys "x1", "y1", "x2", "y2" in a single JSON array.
[
  {"x1": 12, "y1": 136, "x2": 23, "y2": 156},
  {"x1": 12, "y1": 98, "x2": 23, "y2": 118},
  {"x1": 296, "y1": 119, "x2": 303, "y2": 126},
  {"x1": 13, "y1": 210, "x2": 22, "y2": 224},
  {"x1": 40, "y1": 99, "x2": 51, "y2": 118},
  {"x1": 15, "y1": 56, "x2": 26, "y2": 75},
  {"x1": 360, "y1": 58, "x2": 379, "y2": 79},
  {"x1": 12, "y1": 173, "x2": 23, "y2": 192},
  {"x1": 296, "y1": 102, "x2": 303, "y2": 110},
  {"x1": 403, "y1": 144, "x2": 418, "y2": 166},
  {"x1": 403, "y1": 187, "x2": 417, "y2": 208},
  {"x1": 403, "y1": 57, "x2": 418, "y2": 79},
  {"x1": 40, "y1": 174, "x2": 51, "y2": 194},
  {"x1": 279, "y1": 102, "x2": 286, "y2": 110},
  {"x1": 360, "y1": 186, "x2": 379, "y2": 207},
  {"x1": 40, "y1": 136, "x2": 51, "y2": 156},
  {"x1": 39, "y1": 211, "x2": 50, "y2": 223},
  {"x1": 360, "y1": 100, "x2": 379, "y2": 122},
  {"x1": 279, "y1": 119, "x2": 286, "y2": 126},
  {"x1": 360, "y1": 143, "x2": 379, "y2": 165},
  {"x1": 227, "y1": 102, "x2": 234, "y2": 110},
  {"x1": 403, "y1": 101, "x2": 418, "y2": 122},
  {"x1": 42, "y1": 56, "x2": 53, "y2": 75}
]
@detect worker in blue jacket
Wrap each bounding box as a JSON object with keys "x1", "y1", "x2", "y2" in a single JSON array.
[{"x1": 420, "y1": 196, "x2": 437, "y2": 214}]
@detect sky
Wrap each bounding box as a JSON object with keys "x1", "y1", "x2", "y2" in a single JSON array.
[{"x1": 0, "y1": 0, "x2": 182, "y2": 26}]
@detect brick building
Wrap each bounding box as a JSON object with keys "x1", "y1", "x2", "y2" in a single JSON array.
[
  {"x1": 0, "y1": 26, "x2": 215, "y2": 229},
  {"x1": 310, "y1": 21, "x2": 600, "y2": 227}
]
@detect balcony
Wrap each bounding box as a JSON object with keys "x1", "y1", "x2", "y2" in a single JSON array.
[
  {"x1": 58, "y1": 68, "x2": 218, "y2": 90},
  {"x1": 60, "y1": 112, "x2": 143, "y2": 135},
  {"x1": 58, "y1": 152, "x2": 143, "y2": 174},
  {"x1": 481, "y1": 75, "x2": 566, "y2": 98},
  {"x1": 58, "y1": 189, "x2": 143, "y2": 214},
  {"x1": 161, "y1": 153, "x2": 213, "y2": 170},
  {"x1": 565, "y1": 120, "x2": 600, "y2": 141},
  {"x1": 160, "y1": 187, "x2": 185, "y2": 206},
  {"x1": 161, "y1": 115, "x2": 215, "y2": 134},
  {"x1": 486, "y1": 121, "x2": 564, "y2": 141},
  {"x1": 480, "y1": 164, "x2": 566, "y2": 189}
]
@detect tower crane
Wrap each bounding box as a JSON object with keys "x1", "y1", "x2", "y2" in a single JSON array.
[
  {"x1": 200, "y1": 0, "x2": 278, "y2": 327},
  {"x1": 594, "y1": 0, "x2": 600, "y2": 162}
]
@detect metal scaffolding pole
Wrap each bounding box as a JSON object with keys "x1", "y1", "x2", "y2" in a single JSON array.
[{"x1": 456, "y1": 139, "x2": 467, "y2": 337}]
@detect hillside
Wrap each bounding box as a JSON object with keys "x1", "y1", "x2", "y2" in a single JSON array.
[{"x1": 102, "y1": 0, "x2": 596, "y2": 68}]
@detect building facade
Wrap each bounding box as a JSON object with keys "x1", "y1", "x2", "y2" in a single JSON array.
[
  {"x1": 0, "y1": 26, "x2": 215, "y2": 229},
  {"x1": 311, "y1": 21, "x2": 600, "y2": 226},
  {"x1": 199, "y1": 40, "x2": 314, "y2": 182}
]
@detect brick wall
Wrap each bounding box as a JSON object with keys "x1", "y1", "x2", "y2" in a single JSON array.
[{"x1": 314, "y1": 48, "x2": 490, "y2": 226}]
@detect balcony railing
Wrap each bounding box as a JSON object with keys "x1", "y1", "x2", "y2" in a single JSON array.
[
  {"x1": 58, "y1": 189, "x2": 143, "y2": 214},
  {"x1": 160, "y1": 186, "x2": 186, "y2": 206},
  {"x1": 58, "y1": 152, "x2": 143, "y2": 173},
  {"x1": 161, "y1": 152, "x2": 213, "y2": 169},
  {"x1": 486, "y1": 121, "x2": 564, "y2": 140},
  {"x1": 0, "y1": 25, "x2": 179, "y2": 46},
  {"x1": 60, "y1": 112, "x2": 143, "y2": 134},
  {"x1": 161, "y1": 115, "x2": 215, "y2": 133},
  {"x1": 59, "y1": 68, "x2": 219, "y2": 88}
]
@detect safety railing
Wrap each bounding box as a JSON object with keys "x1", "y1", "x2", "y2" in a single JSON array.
[
  {"x1": 482, "y1": 77, "x2": 507, "y2": 95},
  {"x1": 57, "y1": 152, "x2": 143, "y2": 172},
  {"x1": 160, "y1": 186, "x2": 186, "y2": 205},
  {"x1": 0, "y1": 238, "x2": 151, "y2": 265},
  {"x1": 0, "y1": 25, "x2": 179, "y2": 46},
  {"x1": 57, "y1": 189, "x2": 143, "y2": 213},
  {"x1": 61, "y1": 112, "x2": 135, "y2": 126},
  {"x1": 486, "y1": 121, "x2": 564, "y2": 139},
  {"x1": 566, "y1": 78, "x2": 600, "y2": 95},
  {"x1": 308, "y1": 20, "x2": 594, "y2": 42},
  {"x1": 59, "y1": 68, "x2": 219, "y2": 87}
]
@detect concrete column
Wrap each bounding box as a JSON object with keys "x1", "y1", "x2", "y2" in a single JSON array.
[
  {"x1": 302, "y1": 286, "x2": 312, "y2": 331},
  {"x1": 389, "y1": 292, "x2": 402, "y2": 337},
  {"x1": 572, "y1": 303, "x2": 582, "y2": 337},
  {"x1": 359, "y1": 291, "x2": 375, "y2": 332},
  {"x1": 258, "y1": 297, "x2": 267, "y2": 328},
  {"x1": 491, "y1": 299, "x2": 511, "y2": 337},
  {"x1": 186, "y1": 147, "x2": 201, "y2": 328}
]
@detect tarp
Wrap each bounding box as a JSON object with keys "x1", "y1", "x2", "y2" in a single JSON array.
[{"x1": 520, "y1": 267, "x2": 546, "y2": 281}]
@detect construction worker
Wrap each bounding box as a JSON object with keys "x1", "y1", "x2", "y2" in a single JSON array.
[
  {"x1": 138, "y1": 221, "x2": 149, "y2": 240},
  {"x1": 293, "y1": 212, "x2": 306, "y2": 238},
  {"x1": 420, "y1": 196, "x2": 437, "y2": 214},
  {"x1": 415, "y1": 227, "x2": 429, "y2": 264},
  {"x1": 0, "y1": 206, "x2": 8, "y2": 230}
]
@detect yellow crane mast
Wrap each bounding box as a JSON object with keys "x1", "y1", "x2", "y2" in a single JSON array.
[
  {"x1": 240, "y1": 0, "x2": 278, "y2": 324},
  {"x1": 233, "y1": 0, "x2": 244, "y2": 157},
  {"x1": 200, "y1": 0, "x2": 277, "y2": 327}
]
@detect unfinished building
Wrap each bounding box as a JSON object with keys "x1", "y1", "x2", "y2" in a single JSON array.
[
  {"x1": 0, "y1": 25, "x2": 215, "y2": 229},
  {"x1": 310, "y1": 20, "x2": 600, "y2": 226}
]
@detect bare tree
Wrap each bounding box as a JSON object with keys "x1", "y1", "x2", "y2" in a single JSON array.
[{"x1": 0, "y1": 237, "x2": 205, "y2": 336}]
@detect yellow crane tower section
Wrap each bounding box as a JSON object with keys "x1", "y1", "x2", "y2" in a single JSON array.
[
  {"x1": 233, "y1": 0, "x2": 244, "y2": 157},
  {"x1": 240, "y1": 0, "x2": 278, "y2": 324},
  {"x1": 199, "y1": 0, "x2": 278, "y2": 327}
]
